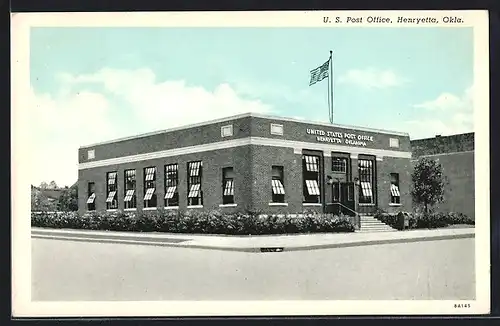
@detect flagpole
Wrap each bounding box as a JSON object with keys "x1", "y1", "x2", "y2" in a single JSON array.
[
  {"x1": 329, "y1": 50, "x2": 334, "y2": 124},
  {"x1": 327, "y1": 61, "x2": 332, "y2": 124}
]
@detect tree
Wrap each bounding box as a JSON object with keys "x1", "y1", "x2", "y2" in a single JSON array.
[
  {"x1": 58, "y1": 182, "x2": 78, "y2": 211},
  {"x1": 39, "y1": 181, "x2": 48, "y2": 189},
  {"x1": 31, "y1": 188, "x2": 57, "y2": 211},
  {"x1": 411, "y1": 158, "x2": 445, "y2": 213},
  {"x1": 49, "y1": 181, "x2": 58, "y2": 189}
]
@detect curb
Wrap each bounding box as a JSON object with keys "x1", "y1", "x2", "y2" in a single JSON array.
[
  {"x1": 31, "y1": 234, "x2": 260, "y2": 253},
  {"x1": 31, "y1": 229, "x2": 475, "y2": 253}
]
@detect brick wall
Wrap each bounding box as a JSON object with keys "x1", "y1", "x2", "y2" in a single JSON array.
[
  {"x1": 377, "y1": 157, "x2": 413, "y2": 214},
  {"x1": 250, "y1": 145, "x2": 306, "y2": 213},
  {"x1": 79, "y1": 116, "x2": 252, "y2": 163},
  {"x1": 78, "y1": 146, "x2": 252, "y2": 214},
  {"x1": 78, "y1": 114, "x2": 413, "y2": 216},
  {"x1": 410, "y1": 151, "x2": 475, "y2": 219},
  {"x1": 80, "y1": 114, "x2": 411, "y2": 164},
  {"x1": 411, "y1": 133, "x2": 474, "y2": 158},
  {"x1": 410, "y1": 133, "x2": 475, "y2": 219},
  {"x1": 250, "y1": 116, "x2": 411, "y2": 152}
]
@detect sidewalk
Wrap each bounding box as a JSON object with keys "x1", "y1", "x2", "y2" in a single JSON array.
[{"x1": 31, "y1": 227, "x2": 475, "y2": 253}]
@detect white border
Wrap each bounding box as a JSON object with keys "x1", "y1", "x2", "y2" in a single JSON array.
[{"x1": 11, "y1": 10, "x2": 490, "y2": 317}]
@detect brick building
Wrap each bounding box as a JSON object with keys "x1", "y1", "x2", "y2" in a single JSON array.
[
  {"x1": 78, "y1": 113, "x2": 413, "y2": 222},
  {"x1": 410, "y1": 133, "x2": 475, "y2": 219}
]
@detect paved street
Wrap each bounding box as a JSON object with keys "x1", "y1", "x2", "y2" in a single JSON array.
[{"x1": 32, "y1": 238, "x2": 475, "y2": 301}]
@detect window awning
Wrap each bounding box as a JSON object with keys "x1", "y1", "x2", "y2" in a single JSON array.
[
  {"x1": 271, "y1": 179, "x2": 285, "y2": 195},
  {"x1": 224, "y1": 180, "x2": 234, "y2": 196},
  {"x1": 124, "y1": 189, "x2": 135, "y2": 202},
  {"x1": 144, "y1": 188, "x2": 155, "y2": 200},
  {"x1": 164, "y1": 186, "x2": 177, "y2": 199},
  {"x1": 360, "y1": 182, "x2": 372, "y2": 197},
  {"x1": 390, "y1": 184, "x2": 401, "y2": 197},
  {"x1": 305, "y1": 180, "x2": 320, "y2": 196},
  {"x1": 86, "y1": 193, "x2": 96, "y2": 204},
  {"x1": 106, "y1": 191, "x2": 116, "y2": 203},
  {"x1": 188, "y1": 184, "x2": 201, "y2": 198}
]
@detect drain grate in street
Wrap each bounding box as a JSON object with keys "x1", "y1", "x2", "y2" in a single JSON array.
[{"x1": 260, "y1": 247, "x2": 284, "y2": 253}]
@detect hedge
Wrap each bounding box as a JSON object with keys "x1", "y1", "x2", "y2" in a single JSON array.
[
  {"x1": 31, "y1": 209, "x2": 356, "y2": 235},
  {"x1": 374, "y1": 209, "x2": 474, "y2": 230}
]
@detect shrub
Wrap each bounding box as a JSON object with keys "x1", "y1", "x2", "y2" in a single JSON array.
[
  {"x1": 31, "y1": 209, "x2": 355, "y2": 235},
  {"x1": 376, "y1": 213, "x2": 400, "y2": 229},
  {"x1": 373, "y1": 210, "x2": 473, "y2": 230}
]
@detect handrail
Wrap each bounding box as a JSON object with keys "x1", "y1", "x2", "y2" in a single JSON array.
[{"x1": 330, "y1": 202, "x2": 359, "y2": 217}]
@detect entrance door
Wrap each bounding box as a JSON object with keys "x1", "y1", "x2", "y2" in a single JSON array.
[
  {"x1": 331, "y1": 182, "x2": 356, "y2": 216},
  {"x1": 340, "y1": 182, "x2": 355, "y2": 215}
]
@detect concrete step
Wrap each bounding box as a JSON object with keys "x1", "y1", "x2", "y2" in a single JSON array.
[
  {"x1": 359, "y1": 215, "x2": 397, "y2": 232},
  {"x1": 360, "y1": 226, "x2": 394, "y2": 230},
  {"x1": 360, "y1": 220, "x2": 389, "y2": 224},
  {"x1": 357, "y1": 229, "x2": 395, "y2": 233}
]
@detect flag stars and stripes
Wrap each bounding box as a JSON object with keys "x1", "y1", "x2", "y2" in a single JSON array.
[{"x1": 309, "y1": 59, "x2": 330, "y2": 86}]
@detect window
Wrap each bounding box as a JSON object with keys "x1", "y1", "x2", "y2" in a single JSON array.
[
  {"x1": 270, "y1": 123, "x2": 284, "y2": 136},
  {"x1": 87, "y1": 182, "x2": 96, "y2": 211},
  {"x1": 87, "y1": 149, "x2": 95, "y2": 160},
  {"x1": 143, "y1": 167, "x2": 157, "y2": 208},
  {"x1": 221, "y1": 125, "x2": 233, "y2": 137},
  {"x1": 106, "y1": 172, "x2": 118, "y2": 210},
  {"x1": 390, "y1": 138, "x2": 399, "y2": 148},
  {"x1": 271, "y1": 165, "x2": 285, "y2": 203},
  {"x1": 358, "y1": 159, "x2": 374, "y2": 204},
  {"x1": 222, "y1": 167, "x2": 235, "y2": 204},
  {"x1": 187, "y1": 161, "x2": 203, "y2": 206},
  {"x1": 124, "y1": 169, "x2": 136, "y2": 209},
  {"x1": 302, "y1": 155, "x2": 321, "y2": 203},
  {"x1": 164, "y1": 164, "x2": 179, "y2": 207},
  {"x1": 390, "y1": 173, "x2": 401, "y2": 204},
  {"x1": 332, "y1": 157, "x2": 347, "y2": 173}
]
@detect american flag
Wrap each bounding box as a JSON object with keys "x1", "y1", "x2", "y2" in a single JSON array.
[{"x1": 309, "y1": 59, "x2": 330, "y2": 86}]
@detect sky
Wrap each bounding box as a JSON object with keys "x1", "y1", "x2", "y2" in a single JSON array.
[{"x1": 29, "y1": 27, "x2": 474, "y2": 187}]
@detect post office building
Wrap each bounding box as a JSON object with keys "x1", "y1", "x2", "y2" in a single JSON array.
[{"x1": 78, "y1": 113, "x2": 413, "y2": 217}]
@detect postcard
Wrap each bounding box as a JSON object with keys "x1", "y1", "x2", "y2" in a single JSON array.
[{"x1": 11, "y1": 10, "x2": 490, "y2": 316}]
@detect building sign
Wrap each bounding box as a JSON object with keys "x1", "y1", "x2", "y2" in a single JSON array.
[{"x1": 306, "y1": 128, "x2": 374, "y2": 147}]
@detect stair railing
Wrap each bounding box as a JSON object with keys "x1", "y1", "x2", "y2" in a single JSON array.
[{"x1": 330, "y1": 202, "x2": 360, "y2": 229}]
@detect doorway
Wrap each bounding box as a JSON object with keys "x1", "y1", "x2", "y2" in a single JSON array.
[{"x1": 332, "y1": 182, "x2": 356, "y2": 216}]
